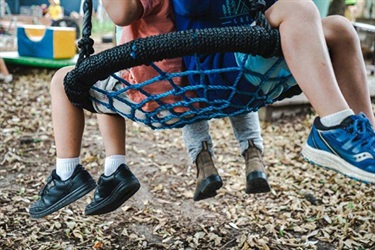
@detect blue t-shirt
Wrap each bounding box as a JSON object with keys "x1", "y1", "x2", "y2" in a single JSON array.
[{"x1": 171, "y1": 0, "x2": 278, "y2": 112}]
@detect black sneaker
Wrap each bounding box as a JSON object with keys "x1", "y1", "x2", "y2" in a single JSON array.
[
  {"x1": 29, "y1": 165, "x2": 97, "y2": 219},
  {"x1": 85, "y1": 164, "x2": 140, "y2": 215}
]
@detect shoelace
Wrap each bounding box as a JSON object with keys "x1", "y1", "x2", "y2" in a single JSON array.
[{"x1": 345, "y1": 114, "x2": 375, "y2": 149}]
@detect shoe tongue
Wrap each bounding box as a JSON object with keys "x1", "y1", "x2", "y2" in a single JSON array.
[{"x1": 51, "y1": 170, "x2": 62, "y2": 181}]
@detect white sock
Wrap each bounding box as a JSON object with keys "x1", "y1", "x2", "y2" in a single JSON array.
[
  {"x1": 56, "y1": 157, "x2": 80, "y2": 181},
  {"x1": 320, "y1": 109, "x2": 354, "y2": 127},
  {"x1": 104, "y1": 155, "x2": 126, "y2": 176},
  {"x1": 4, "y1": 74, "x2": 12, "y2": 83}
]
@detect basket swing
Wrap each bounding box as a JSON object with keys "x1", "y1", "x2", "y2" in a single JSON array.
[{"x1": 64, "y1": 0, "x2": 301, "y2": 130}]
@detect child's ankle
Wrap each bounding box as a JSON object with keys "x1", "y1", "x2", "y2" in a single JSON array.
[{"x1": 320, "y1": 109, "x2": 354, "y2": 127}]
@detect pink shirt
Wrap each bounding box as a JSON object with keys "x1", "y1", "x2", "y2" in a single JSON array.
[{"x1": 118, "y1": 0, "x2": 196, "y2": 112}]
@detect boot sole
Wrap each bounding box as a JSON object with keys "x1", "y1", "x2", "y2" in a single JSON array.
[
  {"x1": 194, "y1": 174, "x2": 223, "y2": 201},
  {"x1": 30, "y1": 179, "x2": 97, "y2": 219},
  {"x1": 85, "y1": 178, "x2": 140, "y2": 215},
  {"x1": 246, "y1": 171, "x2": 271, "y2": 194}
]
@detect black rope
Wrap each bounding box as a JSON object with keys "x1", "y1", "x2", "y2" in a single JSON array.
[{"x1": 77, "y1": 0, "x2": 94, "y2": 65}]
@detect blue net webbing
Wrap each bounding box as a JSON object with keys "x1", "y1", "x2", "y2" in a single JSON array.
[
  {"x1": 64, "y1": 0, "x2": 302, "y2": 130},
  {"x1": 88, "y1": 54, "x2": 296, "y2": 129}
]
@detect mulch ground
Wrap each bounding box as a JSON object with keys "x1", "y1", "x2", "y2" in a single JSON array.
[{"x1": 0, "y1": 44, "x2": 374, "y2": 249}]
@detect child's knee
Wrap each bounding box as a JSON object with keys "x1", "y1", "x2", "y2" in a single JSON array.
[
  {"x1": 50, "y1": 66, "x2": 74, "y2": 94},
  {"x1": 267, "y1": 0, "x2": 320, "y2": 26},
  {"x1": 292, "y1": 1, "x2": 321, "y2": 21},
  {"x1": 324, "y1": 15, "x2": 359, "y2": 46}
]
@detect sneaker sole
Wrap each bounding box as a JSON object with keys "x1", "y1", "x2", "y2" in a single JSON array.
[
  {"x1": 302, "y1": 143, "x2": 375, "y2": 184},
  {"x1": 85, "y1": 178, "x2": 141, "y2": 215},
  {"x1": 246, "y1": 171, "x2": 271, "y2": 194},
  {"x1": 30, "y1": 179, "x2": 97, "y2": 219},
  {"x1": 194, "y1": 174, "x2": 223, "y2": 201}
]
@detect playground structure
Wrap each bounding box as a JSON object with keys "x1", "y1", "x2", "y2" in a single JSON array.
[
  {"x1": 1, "y1": 0, "x2": 102, "y2": 38},
  {"x1": 17, "y1": 25, "x2": 76, "y2": 59},
  {"x1": 0, "y1": 0, "x2": 16, "y2": 48},
  {"x1": 0, "y1": 0, "x2": 80, "y2": 68}
]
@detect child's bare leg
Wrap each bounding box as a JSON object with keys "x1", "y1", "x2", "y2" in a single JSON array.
[
  {"x1": 322, "y1": 15, "x2": 375, "y2": 126},
  {"x1": 265, "y1": 0, "x2": 375, "y2": 184},
  {"x1": 265, "y1": 0, "x2": 349, "y2": 117},
  {"x1": 0, "y1": 57, "x2": 10, "y2": 76},
  {"x1": 97, "y1": 114, "x2": 127, "y2": 176},
  {"x1": 97, "y1": 114, "x2": 126, "y2": 157},
  {"x1": 50, "y1": 66, "x2": 84, "y2": 158},
  {"x1": 86, "y1": 114, "x2": 140, "y2": 216},
  {"x1": 30, "y1": 66, "x2": 97, "y2": 219}
]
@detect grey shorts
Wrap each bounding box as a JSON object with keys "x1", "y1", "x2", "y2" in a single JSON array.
[
  {"x1": 88, "y1": 73, "x2": 182, "y2": 128},
  {"x1": 89, "y1": 73, "x2": 122, "y2": 114}
]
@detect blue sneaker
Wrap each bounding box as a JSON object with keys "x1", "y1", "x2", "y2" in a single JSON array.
[{"x1": 302, "y1": 113, "x2": 375, "y2": 184}]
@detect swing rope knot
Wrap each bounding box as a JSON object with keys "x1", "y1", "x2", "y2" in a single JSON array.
[
  {"x1": 77, "y1": 0, "x2": 94, "y2": 65},
  {"x1": 77, "y1": 37, "x2": 95, "y2": 60}
]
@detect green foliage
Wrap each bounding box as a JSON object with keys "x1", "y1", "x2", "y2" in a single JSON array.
[{"x1": 91, "y1": 17, "x2": 115, "y2": 36}]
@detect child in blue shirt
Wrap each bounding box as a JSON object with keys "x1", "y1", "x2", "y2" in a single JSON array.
[
  {"x1": 173, "y1": 0, "x2": 292, "y2": 111},
  {"x1": 175, "y1": 0, "x2": 289, "y2": 201},
  {"x1": 173, "y1": 0, "x2": 375, "y2": 188}
]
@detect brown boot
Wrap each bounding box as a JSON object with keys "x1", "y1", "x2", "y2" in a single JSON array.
[
  {"x1": 243, "y1": 140, "x2": 271, "y2": 194},
  {"x1": 194, "y1": 142, "x2": 223, "y2": 201}
]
